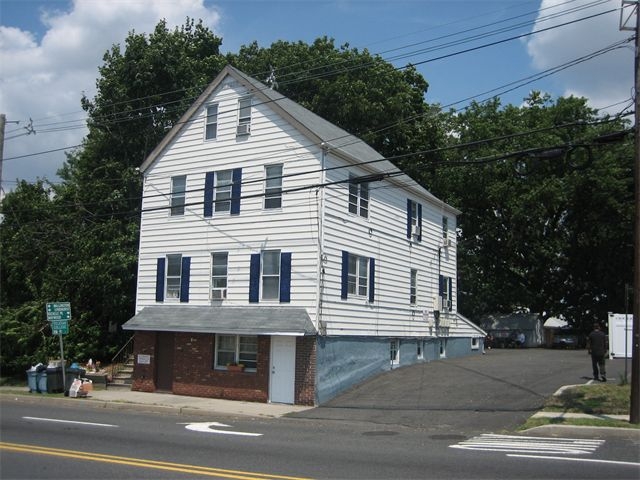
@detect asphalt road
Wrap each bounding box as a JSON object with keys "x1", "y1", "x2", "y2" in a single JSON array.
[{"x1": 292, "y1": 348, "x2": 631, "y2": 434}]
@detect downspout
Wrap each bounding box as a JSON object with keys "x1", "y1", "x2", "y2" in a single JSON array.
[{"x1": 315, "y1": 143, "x2": 328, "y2": 334}]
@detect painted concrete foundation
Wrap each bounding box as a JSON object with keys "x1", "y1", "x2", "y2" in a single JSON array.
[{"x1": 315, "y1": 335, "x2": 482, "y2": 404}]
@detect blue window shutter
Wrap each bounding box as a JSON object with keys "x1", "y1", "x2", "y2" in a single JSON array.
[
  {"x1": 439, "y1": 275, "x2": 444, "y2": 297},
  {"x1": 406, "y1": 199, "x2": 412, "y2": 239},
  {"x1": 341, "y1": 251, "x2": 349, "y2": 300},
  {"x1": 249, "y1": 253, "x2": 260, "y2": 303},
  {"x1": 155, "y1": 258, "x2": 165, "y2": 302},
  {"x1": 448, "y1": 277, "x2": 453, "y2": 310},
  {"x1": 279, "y1": 252, "x2": 292, "y2": 303},
  {"x1": 369, "y1": 257, "x2": 375, "y2": 303},
  {"x1": 180, "y1": 257, "x2": 191, "y2": 303},
  {"x1": 417, "y1": 203, "x2": 423, "y2": 242},
  {"x1": 231, "y1": 168, "x2": 242, "y2": 215},
  {"x1": 204, "y1": 172, "x2": 214, "y2": 217}
]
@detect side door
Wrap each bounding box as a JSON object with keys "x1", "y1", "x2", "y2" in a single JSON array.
[{"x1": 269, "y1": 336, "x2": 296, "y2": 404}]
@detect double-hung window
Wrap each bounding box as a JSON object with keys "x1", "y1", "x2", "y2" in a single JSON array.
[
  {"x1": 406, "y1": 199, "x2": 422, "y2": 242},
  {"x1": 214, "y1": 170, "x2": 233, "y2": 213},
  {"x1": 205, "y1": 104, "x2": 218, "y2": 140},
  {"x1": 442, "y1": 216, "x2": 449, "y2": 242},
  {"x1": 264, "y1": 164, "x2": 283, "y2": 209},
  {"x1": 261, "y1": 250, "x2": 281, "y2": 300},
  {"x1": 439, "y1": 275, "x2": 453, "y2": 311},
  {"x1": 204, "y1": 169, "x2": 242, "y2": 217},
  {"x1": 214, "y1": 335, "x2": 258, "y2": 371},
  {"x1": 348, "y1": 254, "x2": 369, "y2": 297},
  {"x1": 170, "y1": 175, "x2": 186, "y2": 216},
  {"x1": 341, "y1": 251, "x2": 375, "y2": 302},
  {"x1": 249, "y1": 251, "x2": 292, "y2": 303},
  {"x1": 155, "y1": 255, "x2": 190, "y2": 303},
  {"x1": 165, "y1": 254, "x2": 182, "y2": 299},
  {"x1": 237, "y1": 96, "x2": 252, "y2": 135},
  {"x1": 211, "y1": 252, "x2": 228, "y2": 300},
  {"x1": 348, "y1": 175, "x2": 369, "y2": 218},
  {"x1": 410, "y1": 269, "x2": 418, "y2": 305}
]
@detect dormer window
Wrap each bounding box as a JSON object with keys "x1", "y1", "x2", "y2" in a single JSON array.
[{"x1": 237, "y1": 96, "x2": 252, "y2": 136}]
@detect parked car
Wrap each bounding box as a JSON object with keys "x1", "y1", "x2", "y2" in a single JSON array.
[{"x1": 552, "y1": 329, "x2": 586, "y2": 349}]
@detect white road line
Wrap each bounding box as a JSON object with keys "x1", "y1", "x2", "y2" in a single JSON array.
[
  {"x1": 450, "y1": 434, "x2": 604, "y2": 455},
  {"x1": 23, "y1": 416, "x2": 117, "y2": 427},
  {"x1": 508, "y1": 454, "x2": 640, "y2": 468}
]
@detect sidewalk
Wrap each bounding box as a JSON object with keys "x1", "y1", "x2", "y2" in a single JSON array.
[{"x1": 0, "y1": 386, "x2": 312, "y2": 418}]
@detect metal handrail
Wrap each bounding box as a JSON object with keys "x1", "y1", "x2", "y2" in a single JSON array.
[{"x1": 109, "y1": 334, "x2": 135, "y2": 382}]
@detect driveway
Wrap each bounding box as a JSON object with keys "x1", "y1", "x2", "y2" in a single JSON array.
[{"x1": 291, "y1": 348, "x2": 628, "y2": 435}]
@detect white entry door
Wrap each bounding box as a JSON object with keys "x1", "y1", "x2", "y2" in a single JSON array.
[{"x1": 269, "y1": 336, "x2": 296, "y2": 404}]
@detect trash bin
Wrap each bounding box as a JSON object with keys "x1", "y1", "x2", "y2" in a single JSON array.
[
  {"x1": 26, "y1": 370, "x2": 38, "y2": 393},
  {"x1": 64, "y1": 367, "x2": 86, "y2": 395},
  {"x1": 46, "y1": 367, "x2": 64, "y2": 393},
  {"x1": 36, "y1": 371, "x2": 47, "y2": 394}
]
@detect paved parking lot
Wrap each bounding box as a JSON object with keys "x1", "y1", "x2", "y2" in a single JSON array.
[{"x1": 292, "y1": 348, "x2": 629, "y2": 435}]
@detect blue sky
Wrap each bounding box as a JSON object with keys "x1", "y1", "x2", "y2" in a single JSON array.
[{"x1": 0, "y1": 0, "x2": 634, "y2": 190}]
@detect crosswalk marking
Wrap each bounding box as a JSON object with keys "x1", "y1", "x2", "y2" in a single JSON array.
[{"x1": 450, "y1": 434, "x2": 604, "y2": 456}]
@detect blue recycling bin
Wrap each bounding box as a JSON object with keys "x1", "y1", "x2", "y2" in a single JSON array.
[
  {"x1": 26, "y1": 370, "x2": 38, "y2": 392},
  {"x1": 26, "y1": 370, "x2": 47, "y2": 393},
  {"x1": 37, "y1": 371, "x2": 47, "y2": 394}
]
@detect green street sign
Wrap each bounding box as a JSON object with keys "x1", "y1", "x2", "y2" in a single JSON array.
[
  {"x1": 46, "y1": 302, "x2": 71, "y2": 321},
  {"x1": 51, "y1": 319, "x2": 69, "y2": 335}
]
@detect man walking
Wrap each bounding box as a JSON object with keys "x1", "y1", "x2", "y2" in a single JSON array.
[{"x1": 587, "y1": 323, "x2": 608, "y2": 382}]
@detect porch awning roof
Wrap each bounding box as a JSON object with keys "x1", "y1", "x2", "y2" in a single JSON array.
[{"x1": 122, "y1": 305, "x2": 316, "y2": 336}]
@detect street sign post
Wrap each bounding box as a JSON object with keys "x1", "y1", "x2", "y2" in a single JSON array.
[{"x1": 46, "y1": 302, "x2": 71, "y2": 392}]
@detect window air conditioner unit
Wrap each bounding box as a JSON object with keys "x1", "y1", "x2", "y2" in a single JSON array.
[
  {"x1": 411, "y1": 225, "x2": 421, "y2": 238},
  {"x1": 212, "y1": 289, "x2": 227, "y2": 300},
  {"x1": 236, "y1": 123, "x2": 251, "y2": 136},
  {"x1": 443, "y1": 238, "x2": 453, "y2": 248}
]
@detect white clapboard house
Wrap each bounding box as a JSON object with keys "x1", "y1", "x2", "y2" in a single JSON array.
[{"x1": 123, "y1": 65, "x2": 485, "y2": 405}]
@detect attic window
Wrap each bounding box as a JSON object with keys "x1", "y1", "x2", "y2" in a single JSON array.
[
  {"x1": 205, "y1": 104, "x2": 218, "y2": 140},
  {"x1": 237, "y1": 96, "x2": 252, "y2": 136}
]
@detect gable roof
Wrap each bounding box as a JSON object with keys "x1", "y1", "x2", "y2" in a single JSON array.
[{"x1": 140, "y1": 64, "x2": 459, "y2": 215}]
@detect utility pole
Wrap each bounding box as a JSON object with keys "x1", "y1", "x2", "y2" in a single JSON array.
[
  {"x1": 627, "y1": 0, "x2": 640, "y2": 424},
  {"x1": 0, "y1": 113, "x2": 5, "y2": 194}
]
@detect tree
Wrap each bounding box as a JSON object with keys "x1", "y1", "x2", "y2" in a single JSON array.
[{"x1": 423, "y1": 94, "x2": 633, "y2": 331}]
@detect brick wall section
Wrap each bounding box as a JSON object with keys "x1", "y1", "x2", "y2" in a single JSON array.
[
  {"x1": 130, "y1": 331, "x2": 271, "y2": 403},
  {"x1": 295, "y1": 336, "x2": 317, "y2": 406},
  {"x1": 130, "y1": 331, "x2": 318, "y2": 405},
  {"x1": 131, "y1": 331, "x2": 156, "y2": 392}
]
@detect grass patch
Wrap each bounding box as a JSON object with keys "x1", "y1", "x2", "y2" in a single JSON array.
[
  {"x1": 520, "y1": 382, "x2": 639, "y2": 430},
  {"x1": 545, "y1": 383, "x2": 630, "y2": 415}
]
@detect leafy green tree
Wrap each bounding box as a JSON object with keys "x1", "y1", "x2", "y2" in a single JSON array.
[{"x1": 423, "y1": 94, "x2": 633, "y2": 330}]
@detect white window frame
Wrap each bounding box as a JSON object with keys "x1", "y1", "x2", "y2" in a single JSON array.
[
  {"x1": 170, "y1": 175, "x2": 186, "y2": 216},
  {"x1": 205, "y1": 103, "x2": 218, "y2": 140},
  {"x1": 214, "y1": 170, "x2": 233, "y2": 213},
  {"x1": 442, "y1": 215, "x2": 449, "y2": 241},
  {"x1": 442, "y1": 276, "x2": 452, "y2": 310},
  {"x1": 165, "y1": 254, "x2": 182, "y2": 300},
  {"x1": 410, "y1": 200, "x2": 420, "y2": 240},
  {"x1": 410, "y1": 269, "x2": 418, "y2": 305},
  {"x1": 238, "y1": 96, "x2": 252, "y2": 127},
  {"x1": 264, "y1": 164, "x2": 283, "y2": 209},
  {"x1": 214, "y1": 335, "x2": 258, "y2": 371},
  {"x1": 348, "y1": 176, "x2": 369, "y2": 218},
  {"x1": 261, "y1": 250, "x2": 281, "y2": 300},
  {"x1": 390, "y1": 339, "x2": 399, "y2": 365},
  {"x1": 211, "y1": 252, "x2": 228, "y2": 300},
  {"x1": 347, "y1": 254, "x2": 369, "y2": 297}
]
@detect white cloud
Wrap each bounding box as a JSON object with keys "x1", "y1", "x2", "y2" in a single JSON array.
[
  {"x1": 526, "y1": 0, "x2": 634, "y2": 113},
  {"x1": 0, "y1": 0, "x2": 221, "y2": 191}
]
